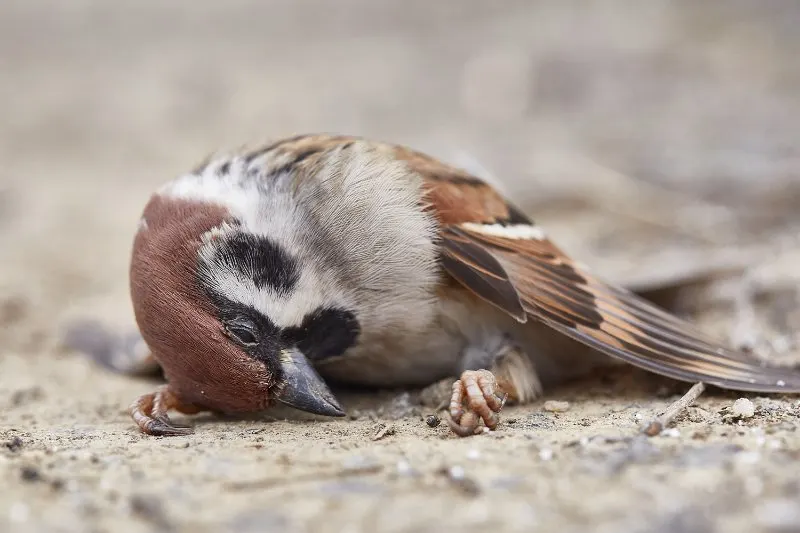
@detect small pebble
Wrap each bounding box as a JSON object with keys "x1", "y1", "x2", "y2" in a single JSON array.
[
  {"x1": 732, "y1": 398, "x2": 755, "y2": 419},
  {"x1": 538, "y1": 448, "x2": 554, "y2": 461},
  {"x1": 543, "y1": 400, "x2": 570, "y2": 413},
  {"x1": 466, "y1": 449, "x2": 481, "y2": 460},
  {"x1": 425, "y1": 414, "x2": 440, "y2": 428},
  {"x1": 662, "y1": 428, "x2": 681, "y2": 438}
]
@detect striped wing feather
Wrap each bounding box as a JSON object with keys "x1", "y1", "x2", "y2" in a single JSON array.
[
  {"x1": 414, "y1": 152, "x2": 800, "y2": 393},
  {"x1": 442, "y1": 221, "x2": 800, "y2": 392},
  {"x1": 439, "y1": 226, "x2": 526, "y2": 322}
]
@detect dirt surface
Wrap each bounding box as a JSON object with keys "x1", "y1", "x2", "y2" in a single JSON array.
[{"x1": 2, "y1": 2, "x2": 800, "y2": 533}]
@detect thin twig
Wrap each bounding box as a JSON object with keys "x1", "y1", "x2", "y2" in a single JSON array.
[{"x1": 642, "y1": 382, "x2": 706, "y2": 436}]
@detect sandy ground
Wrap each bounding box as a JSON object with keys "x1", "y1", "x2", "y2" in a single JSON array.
[{"x1": 2, "y1": 2, "x2": 800, "y2": 532}]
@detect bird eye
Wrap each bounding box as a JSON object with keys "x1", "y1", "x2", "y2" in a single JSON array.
[{"x1": 224, "y1": 319, "x2": 259, "y2": 347}]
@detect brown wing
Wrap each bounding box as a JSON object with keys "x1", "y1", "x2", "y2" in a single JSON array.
[{"x1": 417, "y1": 160, "x2": 800, "y2": 393}]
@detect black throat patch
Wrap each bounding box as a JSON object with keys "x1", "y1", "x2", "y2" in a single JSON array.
[{"x1": 281, "y1": 308, "x2": 361, "y2": 362}]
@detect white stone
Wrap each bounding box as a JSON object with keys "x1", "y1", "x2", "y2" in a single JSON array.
[{"x1": 732, "y1": 398, "x2": 755, "y2": 419}]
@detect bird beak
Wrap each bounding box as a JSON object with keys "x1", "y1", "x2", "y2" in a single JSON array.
[{"x1": 274, "y1": 347, "x2": 346, "y2": 417}]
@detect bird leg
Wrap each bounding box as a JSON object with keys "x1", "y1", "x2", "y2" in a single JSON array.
[{"x1": 130, "y1": 385, "x2": 205, "y2": 436}]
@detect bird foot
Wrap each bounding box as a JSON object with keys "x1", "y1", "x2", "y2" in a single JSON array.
[
  {"x1": 446, "y1": 369, "x2": 508, "y2": 437},
  {"x1": 130, "y1": 386, "x2": 204, "y2": 436}
]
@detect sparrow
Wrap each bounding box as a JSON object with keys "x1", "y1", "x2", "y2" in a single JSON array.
[{"x1": 68, "y1": 133, "x2": 800, "y2": 437}]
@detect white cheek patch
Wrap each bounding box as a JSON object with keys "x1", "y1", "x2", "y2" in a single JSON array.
[{"x1": 461, "y1": 222, "x2": 546, "y2": 240}]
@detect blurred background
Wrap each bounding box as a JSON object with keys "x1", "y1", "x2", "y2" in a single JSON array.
[
  {"x1": 2, "y1": 0, "x2": 800, "y2": 358},
  {"x1": 2, "y1": 3, "x2": 800, "y2": 532}
]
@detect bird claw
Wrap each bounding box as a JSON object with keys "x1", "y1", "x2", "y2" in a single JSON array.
[
  {"x1": 130, "y1": 386, "x2": 202, "y2": 436},
  {"x1": 446, "y1": 369, "x2": 507, "y2": 437}
]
